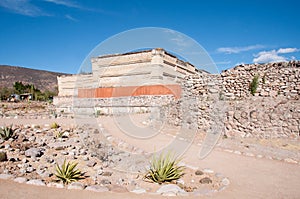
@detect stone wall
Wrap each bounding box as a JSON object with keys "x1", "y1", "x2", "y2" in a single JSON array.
[
  {"x1": 184, "y1": 61, "x2": 300, "y2": 100},
  {"x1": 224, "y1": 98, "x2": 300, "y2": 138},
  {"x1": 54, "y1": 95, "x2": 175, "y2": 116},
  {"x1": 164, "y1": 61, "x2": 300, "y2": 138},
  {"x1": 164, "y1": 96, "x2": 300, "y2": 138},
  {"x1": 221, "y1": 61, "x2": 300, "y2": 99}
]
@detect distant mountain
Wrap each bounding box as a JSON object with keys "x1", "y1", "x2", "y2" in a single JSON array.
[{"x1": 0, "y1": 65, "x2": 69, "y2": 92}]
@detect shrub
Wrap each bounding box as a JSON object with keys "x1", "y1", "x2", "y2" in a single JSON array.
[
  {"x1": 249, "y1": 75, "x2": 259, "y2": 95},
  {"x1": 51, "y1": 122, "x2": 60, "y2": 129},
  {"x1": 55, "y1": 159, "x2": 84, "y2": 184},
  {"x1": 0, "y1": 125, "x2": 15, "y2": 140},
  {"x1": 55, "y1": 131, "x2": 64, "y2": 138},
  {"x1": 144, "y1": 151, "x2": 185, "y2": 184}
]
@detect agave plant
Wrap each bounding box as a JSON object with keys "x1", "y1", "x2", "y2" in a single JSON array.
[
  {"x1": 55, "y1": 159, "x2": 84, "y2": 184},
  {"x1": 144, "y1": 151, "x2": 185, "y2": 184},
  {"x1": 0, "y1": 125, "x2": 15, "y2": 140}
]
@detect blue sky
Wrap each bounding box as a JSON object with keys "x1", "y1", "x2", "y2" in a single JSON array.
[{"x1": 0, "y1": 0, "x2": 299, "y2": 74}]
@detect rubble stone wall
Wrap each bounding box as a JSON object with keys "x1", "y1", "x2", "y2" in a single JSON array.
[
  {"x1": 185, "y1": 61, "x2": 300, "y2": 100},
  {"x1": 165, "y1": 61, "x2": 300, "y2": 138},
  {"x1": 54, "y1": 95, "x2": 175, "y2": 116}
]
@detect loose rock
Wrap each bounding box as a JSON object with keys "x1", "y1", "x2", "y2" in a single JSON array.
[
  {"x1": 85, "y1": 185, "x2": 109, "y2": 192},
  {"x1": 0, "y1": 151, "x2": 7, "y2": 162},
  {"x1": 200, "y1": 177, "x2": 212, "y2": 184},
  {"x1": 14, "y1": 177, "x2": 28, "y2": 183},
  {"x1": 195, "y1": 170, "x2": 204, "y2": 175},
  {"x1": 26, "y1": 179, "x2": 46, "y2": 186},
  {"x1": 25, "y1": 148, "x2": 43, "y2": 158},
  {"x1": 67, "y1": 182, "x2": 85, "y2": 190},
  {"x1": 156, "y1": 184, "x2": 186, "y2": 195}
]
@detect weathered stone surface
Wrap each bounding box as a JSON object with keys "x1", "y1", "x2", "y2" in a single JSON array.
[
  {"x1": 85, "y1": 185, "x2": 109, "y2": 192},
  {"x1": 48, "y1": 142, "x2": 71, "y2": 150},
  {"x1": 26, "y1": 179, "x2": 46, "y2": 186},
  {"x1": 67, "y1": 182, "x2": 85, "y2": 190},
  {"x1": 102, "y1": 171, "x2": 113, "y2": 176},
  {"x1": 131, "y1": 187, "x2": 146, "y2": 194},
  {"x1": 284, "y1": 158, "x2": 298, "y2": 164},
  {"x1": 203, "y1": 168, "x2": 214, "y2": 174},
  {"x1": 0, "y1": 174, "x2": 13, "y2": 179},
  {"x1": 156, "y1": 184, "x2": 186, "y2": 195},
  {"x1": 25, "y1": 148, "x2": 43, "y2": 158},
  {"x1": 108, "y1": 185, "x2": 128, "y2": 193},
  {"x1": 100, "y1": 179, "x2": 111, "y2": 185},
  {"x1": 14, "y1": 177, "x2": 28, "y2": 183},
  {"x1": 221, "y1": 177, "x2": 230, "y2": 186},
  {"x1": 86, "y1": 160, "x2": 96, "y2": 167},
  {"x1": 47, "y1": 182, "x2": 64, "y2": 188}
]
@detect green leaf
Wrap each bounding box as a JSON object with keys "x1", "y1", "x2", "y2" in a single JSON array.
[
  {"x1": 55, "y1": 159, "x2": 84, "y2": 184},
  {"x1": 144, "y1": 151, "x2": 185, "y2": 183}
]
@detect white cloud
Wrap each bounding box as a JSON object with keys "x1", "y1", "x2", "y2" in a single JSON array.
[
  {"x1": 0, "y1": 0, "x2": 47, "y2": 16},
  {"x1": 253, "y1": 47, "x2": 299, "y2": 63},
  {"x1": 65, "y1": 14, "x2": 78, "y2": 22},
  {"x1": 277, "y1": 48, "x2": 299, "y2": 54},
  {"x1": 253, "y1": 50, "x2": 286, "y2": 63},
  {"x1": 44, "y1": 0, "x2": 81, "y2": 9},
  {"x1": 217, "y1": 44, "x2": 264, "y2": 54},
  {"x1": 0, "y1": 0, "x2": 85, "y2": 17}
]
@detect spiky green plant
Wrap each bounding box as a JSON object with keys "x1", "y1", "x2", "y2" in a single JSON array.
[
  {"x1": 0, "y1": 125, "x2": 15, "y2": 140},
  {"x1": 51, "y1": 122, "x2": 59, "y2": 129},
  {"x1": 144, "y1": 151, "x2": 185, "y2": 184},
  {"x1": 55, "y1": 131, "x2": 64, "y2": 138},
  {"x1": 55, "y1": 159, "x2": 84, "y2": 184},
  {"x1": 250, "y1": 74, "x2": 259, "y2": 95}
]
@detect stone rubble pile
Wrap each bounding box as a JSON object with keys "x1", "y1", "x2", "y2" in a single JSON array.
[{"x1": 0, "y1": 123, "x2": 226, "y2": 196}]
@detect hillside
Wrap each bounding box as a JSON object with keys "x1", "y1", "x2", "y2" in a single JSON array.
[{"x1": 0, "y1": 65, "x2": 69, "y2": 92}]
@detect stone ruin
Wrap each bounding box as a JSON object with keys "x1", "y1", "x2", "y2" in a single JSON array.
[
  {"x1": 53, "y1": 48, "x2": 300, "y2": 139},
  {"x1": 168, "y1": 60, "x2": 300, "y2": 138}
]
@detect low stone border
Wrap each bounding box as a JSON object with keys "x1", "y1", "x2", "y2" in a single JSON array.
[
  {"x1": 218, "y1": 147, "x2": 299, "y2": 165},
  {"x1": 0, "y1": 168, "x2": 230, "y2": 196}
]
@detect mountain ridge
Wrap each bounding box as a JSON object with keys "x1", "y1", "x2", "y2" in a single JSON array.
[{"x1": 0, "y1": 65, "x2": 70, "y2": 92}]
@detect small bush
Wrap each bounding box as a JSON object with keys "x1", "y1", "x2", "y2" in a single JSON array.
[
  {"x1": 249, "y1": 75, "x2": 259, "y2": 95},
  {"x1": 55, "y1": 159, "x2": 84, "y2": 184},
  {"x1": 144, "y1": 151, "x2": 185, "y2": 184},
  {"x1": 51, "y1": 122, "x2": 60, "y2": 129},
  {"x1": 55, "y1": 131, "x2": 64, "y2": 138},
  {"x1": 0, "y1": 125, "x2": 15, "y2": 140}
]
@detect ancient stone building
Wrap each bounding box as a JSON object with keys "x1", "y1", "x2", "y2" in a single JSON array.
[{"x1": 56, "y1": 48, "x2": 202, "y2": 100}]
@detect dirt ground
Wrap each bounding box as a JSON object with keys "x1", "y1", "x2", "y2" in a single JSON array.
[{"x1": 0, "y1": 103, "x2": 300, "y2": 198}]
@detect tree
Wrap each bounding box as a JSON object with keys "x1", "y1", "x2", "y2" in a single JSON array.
[
  {"x1": 13, "y1": 81, "x2": 26, "y2": 94},
  {"x1": 0, "y1": 87, "x2": 14, "y2": 100}
]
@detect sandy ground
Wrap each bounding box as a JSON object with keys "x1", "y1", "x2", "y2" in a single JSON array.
[{"x1": 0, "y1": 116, "x2": 300, "y2": 198}]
